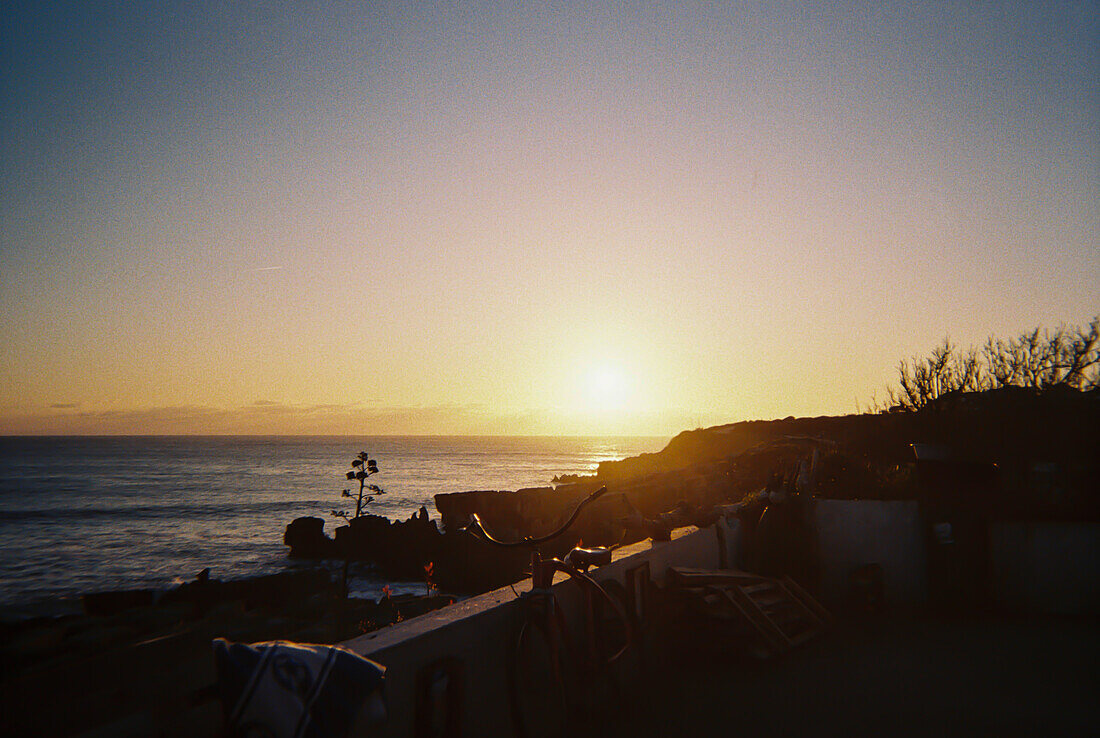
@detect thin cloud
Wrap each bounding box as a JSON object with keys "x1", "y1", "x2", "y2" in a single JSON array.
[{"x1": 0, "y1": 401, "x2": 680, "y2": 436}]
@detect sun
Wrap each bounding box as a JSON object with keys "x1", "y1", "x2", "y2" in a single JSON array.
[{"x1": 584, "y1": 365, "x2": 632, "y2": 412}]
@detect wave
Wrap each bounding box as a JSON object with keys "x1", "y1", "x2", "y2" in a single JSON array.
[{"x1": 0, "y1": 499, "x2": 341, "y2": 523}]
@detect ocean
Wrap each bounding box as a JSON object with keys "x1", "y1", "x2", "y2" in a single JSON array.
[{"x1": 0, "y1": 435, "x2": 665, "y2": 616}]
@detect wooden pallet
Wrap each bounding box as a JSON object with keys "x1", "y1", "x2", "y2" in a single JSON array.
[{"x1": 669, "y1": 567, "x2": 831, "y2": 658}]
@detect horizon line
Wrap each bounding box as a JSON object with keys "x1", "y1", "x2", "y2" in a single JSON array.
[{"x1": 0, "y1": 432, "x2": 675, "y2": 439}]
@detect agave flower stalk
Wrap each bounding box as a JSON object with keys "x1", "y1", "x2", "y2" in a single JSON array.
[{"x1": 341, "y1": 451, "x2": 383, "y2": 520}]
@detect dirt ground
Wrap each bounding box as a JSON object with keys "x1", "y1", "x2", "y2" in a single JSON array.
[{"x1": 603, "y1": 615, "x2": 1099, "y2": 737}]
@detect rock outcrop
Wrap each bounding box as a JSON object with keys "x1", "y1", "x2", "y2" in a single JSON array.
[
  {"x1": 283, "y1": 516, "x2": 338, "y2": 559},
  {"x1": 333, "y1": 507, "x2": 442, "y2": 579}
]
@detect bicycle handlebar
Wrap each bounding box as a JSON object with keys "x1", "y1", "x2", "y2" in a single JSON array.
[{"x1": 462, "y1": 485, "x2": 608, "y2": 547}]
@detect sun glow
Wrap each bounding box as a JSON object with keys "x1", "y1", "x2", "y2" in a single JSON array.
[{"x1": 584, "y1": 365, "x2": 633, "y2": 412}]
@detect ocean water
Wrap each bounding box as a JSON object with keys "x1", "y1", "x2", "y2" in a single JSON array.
[{"x1": 0, "y1": 435, "x2": 665, "y2": 614}]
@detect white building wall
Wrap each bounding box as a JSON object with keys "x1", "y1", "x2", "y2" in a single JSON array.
[
  {"x1": 989, "y1": 522, "x2": 1100, "y2": 614},
  {"x1": 812, "y1": 499, "x2": 928, "y2": 607}
]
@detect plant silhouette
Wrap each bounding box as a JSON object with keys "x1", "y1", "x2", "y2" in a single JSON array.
[
  {"x1": 880, "y1": 316, "x2": 1099, "y2": 411},
  {"x1": 332, "y1": 451, "x2": 384, "y2": 523}
]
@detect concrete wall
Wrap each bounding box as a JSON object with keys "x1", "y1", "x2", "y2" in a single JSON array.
[
  {"x1": 341, "y1": 525, "x2": 723, "y2": 738},
  {"x1": 812, "y1": 502, "x2": 1100, "y2": 614},
  {"x1": 989, "y1": 521, "x2": 1100, "y2": 614},
  {"x1": 812, "y1": 499, "x2": 928, "y2": 608},
  {"x1": 335, "y1": 504, "x2": 1099, "y2": 735}
]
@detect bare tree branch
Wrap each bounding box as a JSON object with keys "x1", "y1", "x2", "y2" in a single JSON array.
[{"x1": 882, "y1": 316, "x2": 1099, "y2": 411}]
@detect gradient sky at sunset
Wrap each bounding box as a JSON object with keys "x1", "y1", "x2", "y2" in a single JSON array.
[{"x1": 2, "y1": 1, "x2": 1098, "y2": 436}]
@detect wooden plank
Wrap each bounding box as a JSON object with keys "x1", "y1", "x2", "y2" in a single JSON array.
[
  {"x1": 751, "y1": 592, "x2": 788, "y2": 609},
  {"x1": 741, "y1": 582, "x2": 778, "y2": 596},
  {"x1": 701, "y1": 586, "x2": 781, "y2": 656},
  {"x1": 668, "y1": 567, "x2": 767, "y2": 587},
  {"x1": 679, "y1": 588, "x2": 739, "y2": 620},
  {"x1": 762, "y1": 607, "x2": 803, "y2": 628},
  {"x1": 780, "y1": 577, "x2": 831, "y2": 627},
  {"x1": 716, "y1": 586, "x2": 792, "y2": 654},
  {"x1": 668, "y1": 569, "x2": 831, "y2": 658}
]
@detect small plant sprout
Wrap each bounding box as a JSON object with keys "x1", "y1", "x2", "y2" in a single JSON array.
[
  {"x1": 424, "y1": 561, "x2": 437, "y2": 596},
  {"x1": 333, "y1": 451, "x2": 384, "y2": 523}
]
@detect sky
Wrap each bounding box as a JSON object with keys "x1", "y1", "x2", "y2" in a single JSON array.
[{"x1": 1, "y1": 1, "x2": 1098, "y2": 436}]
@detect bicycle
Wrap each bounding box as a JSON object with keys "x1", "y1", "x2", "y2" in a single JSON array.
[{"x1": 462, "y1": 485, "x2": 634, "y2": 737}]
